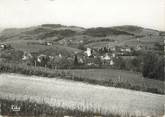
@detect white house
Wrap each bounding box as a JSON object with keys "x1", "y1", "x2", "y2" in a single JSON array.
[
  {"x1": 0, "y1": 44, "x2": 5, "y2": 48},
  {"x1": 112, "y1": 53, "x2": 116, "y2": 58},
  {"x1": 104, "y1": 53, "x2": 111, "y2": 60},
  {"x1": 0, "y1": 44, "x2": 7, "y2": 49},
  {"x1": 120, "y1": 48, "x2": 125, "y2": 52},
  {"x1": 22, "y1": 52, "x2": 33, "y2": 60},
  {"x1": 110, "y1": 60, "x2": 114, "y2": 65},
  {"x1": 58, "y1": 53, "x2": 62, "y2": 58},
  {"x1": 80, "y1": 40, "x2": 83, "y2": 43},
  {"x1": 46, "y1": 42, "x2": 53, "y2": 46},
  {"x1": 101, "y1": 53, "x2": 111, "y2": 60},
  {"x1": 79, "y1": 58, "x2": 84, "y2": 63},
  {"x1": 49, "y1": 56, "x2": 54, "y2": 60},
  {"x1": 137, "y1": 38, "x2": 140, "y2": 42},
  {"x1": 125, "y1": 48, "x2": 131, "y2": 52},
  {"x1": 37, "y1": 54, "x2": 47, "y2": 63},
  {"x1": 84, "y1": 48, "x2": 92, "y2": 57},
  {"x1": 136, "y1": 45, "x2": 142, "y2": 50}
]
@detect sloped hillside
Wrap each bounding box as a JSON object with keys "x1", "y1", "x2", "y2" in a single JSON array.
[
  {"x1": 112, "y1": 25, "x2": 159, "y2": 36},
  {"x1": 0, "y1": 24, "x2": 84, "y2": 41},
  {"x1": 0, "y1": 24, "x2": 164, "y2": 55},
  {"x1": 84, "y1": 27, "x2": 134, "y2": 37},
  {"x1": 0, "y1": 24, "x2": 85, "y2": 56}
]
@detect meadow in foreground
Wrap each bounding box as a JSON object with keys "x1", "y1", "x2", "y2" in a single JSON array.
[
  {"x1": 0, "y1": 98, "x2": 144, "y2": 117},
  {"x1": 0, "y1": 74, "x2": 164, "y2": 117}
]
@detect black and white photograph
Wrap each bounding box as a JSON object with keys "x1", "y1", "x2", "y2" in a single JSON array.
[{"x1": 0, "y1": 0, "x2": 165, "y2": 117}]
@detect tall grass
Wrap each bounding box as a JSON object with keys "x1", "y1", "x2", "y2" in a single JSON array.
[
  {"x1": 0, "y1": 98, "x2": 142, "y2": 117},
  {"x1": 0, "y1": 62, "x2": 164, "y2": 94},
  {"x1": 0, "y1": 62, "x2": 70, "y2": 78}
]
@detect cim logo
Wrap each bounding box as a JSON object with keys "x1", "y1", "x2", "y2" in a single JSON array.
[{"x1": 11, "y1": 105, "x2": 21, "y2": 112}]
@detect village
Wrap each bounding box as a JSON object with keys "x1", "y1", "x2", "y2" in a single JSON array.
[{"x1": 0, "y1": 42, "x2": 140, "y2": 70}]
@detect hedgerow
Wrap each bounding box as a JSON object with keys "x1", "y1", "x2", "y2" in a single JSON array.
[{"x1": 0, "y1": 62, "x2": 163, "y2": 94}]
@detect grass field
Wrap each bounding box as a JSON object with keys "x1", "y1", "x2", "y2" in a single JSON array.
[
  {"x1": 0, "y1": 62, "x2": 164, "y2": 94},
  {"x1": 0, "y1": 74, "x2": 164, "y2": 117},
  {"x1": 64, "y1": 69, "x2": 165, "y2": 94},
  {"x1": 4, "y1": 40, "x2": 81, "y2": 55}
]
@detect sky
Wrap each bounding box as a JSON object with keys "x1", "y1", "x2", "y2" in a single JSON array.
[{"x1": 0, "y1": 0, "x2": 165, "y2": 31}]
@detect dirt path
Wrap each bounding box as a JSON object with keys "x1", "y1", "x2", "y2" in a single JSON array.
[{"x1": 0, "y1": 74, "x2": 164, "y2": 116}]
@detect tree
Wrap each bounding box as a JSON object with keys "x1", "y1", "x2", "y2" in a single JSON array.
[
  {"x1": 74, "y1": 54, "x2": 78, "y2": 65},
  {"x1": 114, "y1": 57, "x2": 126, "y2": 70},
  {"x1": 154, "y1": 42, "x2": 163, "y2": 51},
  {"x1": 154, "y1": 57, "x2": 164, "y2": 81},
  {"x1": 142, "y1": 52, "x2": 164, "y2": 81},
  {"x1": 131, "y1": 56, "x2": 143, "y2": 72}
]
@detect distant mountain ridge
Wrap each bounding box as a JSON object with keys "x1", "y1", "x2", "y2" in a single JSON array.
[
  {"x1": 0, "y1": 24, "x2": 164, "y2": 56},
  {"x1": 0, "y1": 24, "x2": 162, "y2": 39}
]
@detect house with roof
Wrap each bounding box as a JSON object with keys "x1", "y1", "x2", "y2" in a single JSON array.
[
  {"x1": 22, "y1": 52, "x2": 33, "y2": 61},
  {"x1": 101, "y1": 53, "x2": 111, "y2": 61},
  {"x1": 110, "y1": 60, "x2": 114, "y2": 65},
  {"x1": 136, "y1": 45, "x2": 142, "y2": 50},
  {"x1": 112, "y1": 53, "x2": 116, "y2": 58},
  {"x1": 100, "y1": 53, "x2": 115, "y2": 66},
  {"x1": 36, "y1": 54, "x2": 50, "y2": 67},
  {"x1": 46, "y1": 42, "x2": 53, "y2": 46},
  {"x1": 125, "y1": 48, "x2": 131, "y2": 52},
  {"x1": 0, "y1": 44, "x2": 6, "y2": 49},
  {"x1": 84, "y1": 48, "x2": 92, "y2": 57},
  {"x1": 0, "y1": 43, "x2": 11, "y2": 50}
]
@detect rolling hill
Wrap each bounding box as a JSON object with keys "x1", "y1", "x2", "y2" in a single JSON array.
[{"x1": 0, "y1": 24, "x2": 164, "y2": 56}]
